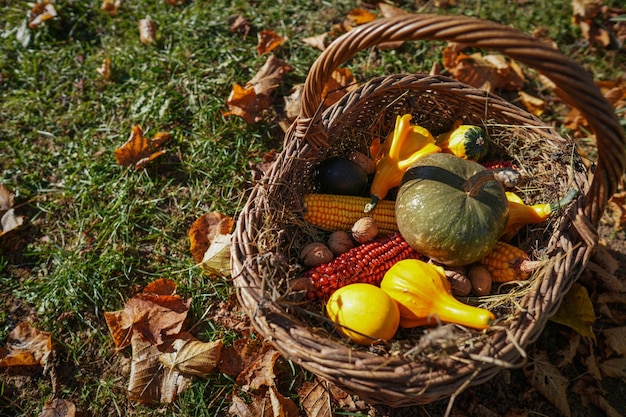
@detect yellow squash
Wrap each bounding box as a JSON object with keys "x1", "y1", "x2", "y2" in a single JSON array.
[
  {"x1": 366, "y1": 114, "x2": 440, "y2": 212},
  {"x1": 380, "y1": 259, "x2": 495, "y2": 329}
]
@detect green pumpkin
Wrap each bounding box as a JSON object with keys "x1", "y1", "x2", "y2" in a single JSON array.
[
  {"x1": 396, "y1": 153, "x2": 509, "y2": 266},
  {"x1": 436, "y1": 125, "x2": 489, "y2": 162}
]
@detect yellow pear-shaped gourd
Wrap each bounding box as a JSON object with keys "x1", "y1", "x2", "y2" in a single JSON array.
[{"x1": 380, "y1": 259, "x2": 495, "y2": 329}]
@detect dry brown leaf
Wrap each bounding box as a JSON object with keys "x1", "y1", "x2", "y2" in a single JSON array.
[
  {"x1": 377, "y1": 2, "x2": 409, "y2": 17},
  {"x1": 257, "y1": 30, "x2": 285, "y2": 56},
  {"x1": 584, "y1": 347, "x2": 603, "y2": 380},
  {"x1": 442, "y1": 43, "x2": 525, "y2": 92},
  {"x1": 229, "y1": 392, "x2": 265, "y2": 417},
  {"x1": 238, "y1": 349, "x2": 282, "y2": 392},
  {"x1": 602, "y1": 327, "x2": 626, "y2": 356},
  {"x1": 322, "y1": 68, "x2": 356, "y2": 107},
  {"x1": 585, "y1": 260, "x2": 626, "y2": 292},
  {"x1": 328, "y1": 382, "x2": 357, "y2": 411},
  {"x1": 302, "y1": 33, "x2": 328, "y2": 51},
  {"x1": 524, "y1": 350, "x2": 571, "y2": 417},
  {"x1": 128, "y1": 332, "x2": 192, "y2": 403},
  {"x1": 138, "y1": 17, "x2": 158, "y2": 45},
  {"x1": 188, "y1": 212, "x2": 234, "y2": 264},
  {"x1": 599, "y1": 357, "x2": 626, "y2": 379},
  {"x1": 104, "y1": 279, "x2": 190, "y2": 349},
  {"x1": 298, "y1": 379, "x2": 332, "y2": 417},
  {"x1": 518, "y1": 90, "x2": 546, "y2": 116},
  {"x1": 114, "y1": 125, "x2": 171, "y2": 170},
  {"x1": 268, "y1": 385, "x2": 300, "y2": 417},
  {"x1": 159, "y1": 336, "x2": 222, "y2": 377},
  {"x1": 101, "y1": 0, "x2": 120, "y2": 16},
  {"x1": 28, "y1": 1, "x2": 57, "y2": 29},
  {"x1": 210, "y1": 295, "x2": 250, "y2": 333},
  {"x1": 225, "y1": 55, "x2": 291, "y2": 123},
  {"x1": 0, "y1": 321, "x2": 53, "y2": 367},
  {"x1": 218, "y1": 337, "x2": 271, "y2": 378},
  {"x1": 549, "y1": 283, "x2": 596, "y2": 340},
  {"x1": 572, "y1": 377, "x2": 623, "y2": 417},
  {"x1": 0, "y1": 184, "x2": 14, "y2": 211},
  {"x1": 39, "y1": 398, "x2": 76, "y2": 417},
  {"x1": 0, "y1": 184, "x2": 24, "y2": 236},
  {"x1": 229, "y1": 14, "x2": 251, "y2": 37},
  {"x1": 283, "y1": 84, "x2": 303, "y2": 124},
  {"x1": 96, "y1": 57, "x2": 110, "y2": 80}
]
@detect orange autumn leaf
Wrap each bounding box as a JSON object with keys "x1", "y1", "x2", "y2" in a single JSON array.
[
  {"x1": 225, "y1": 54, "x2": 291, "y2": 123},
  {"x1": 257, "y1": 29, "x2": 285, "y2": 55},
  {"x1": 188, "y1": 212, "x2": 234, "y2": 264},
  {"x1": 28, "y1": 1, "x2": 57, "y2": 29},
  {"x1": 104, "y1": 278, "x2": 190, "y2": 350},
  {"x1": 346, "y1": 8, "x2": 377, "y2": 26},
  {"x1": 101, "y1": 0, "x2": 120, "y2": 16},
  {"x1": 322, "y1": 67, "x2": 356, "y2": 107},
  {"x1": 114, "y1": 125, "x2": 171, "y2": 170},
  {"x1": 0, "y1": 321, "x2": 53, "y2": 367}
]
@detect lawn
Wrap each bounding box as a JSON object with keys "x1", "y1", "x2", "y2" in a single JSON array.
[{"x1": 1, "y1": 1, "x2": 625, "y2": 416}]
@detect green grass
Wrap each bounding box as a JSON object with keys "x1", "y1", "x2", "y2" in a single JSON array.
[{"x1": 1, "y1": 1, "x2": 624, "y2": 416}]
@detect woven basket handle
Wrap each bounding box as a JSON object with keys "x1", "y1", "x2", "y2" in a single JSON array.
[{"x1": 294, "y1": 13, "x2": 625, "y2": 224}]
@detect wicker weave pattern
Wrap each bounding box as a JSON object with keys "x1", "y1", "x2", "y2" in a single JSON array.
[{"x1": 231, "y1": 14, "x2": 625, "y2": 407}]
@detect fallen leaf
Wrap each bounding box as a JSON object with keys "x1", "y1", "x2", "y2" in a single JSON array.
[
  {"x1": 218, "y1": 337, "x2": 271, "y2": 378},
  {"x1": 39, "y1": 398, "x2": 76, "y2": 417},
  {"x1": 592, "y1": 243, "x2": 620, "y2": 275},
  {"x1": 229, "y1": 392, "x2": 266, "y2": 417},
  {"x1": 104, "y1": 279, "x2": 190, "y2": 349},
  {"x1": 0, "y1": 321, "x2": 53, "y2": 367},
  {"x1": 518, "y1": 90, "x2": 546, "y2": 116},
  {"x1": 128, "y1": 332, "x2": 192, "y2": 403},
  {"x1": 101, "y1": 0, "x2": 120, "y2": 16},
  {"x1": 585, "y1": 260, "x2": 626, "y2": 292},
  {"x1": 200, "y1": 232, "x2": 232, "y2": 276},
  {"x1": 298, "y1": 379, "x2": 333, "y2": 417},
  {"x1": 257, "y1": 30, "x2": 285, "y2": 55},
  {"x1": 159, "y1": 336, "x2": 222, "y2": 377},
  {"x1": 138, "y1": 17, "x2": 158, "y2": 45},
  {"x1": 1, "y1": 209, "x2": 25, "y2": 237},
  {"x1": 229, "y1": 14, "x2": 251, "y2": 37},
  {"x1": 524, "y1": 350, "x2": 571, "y2": 417},
  {"x1": 268, "y1": 385, "x2": 299, "y2": 417},
  {"x1": 442, "y1": 43, "x2": 525, "y2": 92},
  {"x1": 210, "y1": 294, "x2": 250, "y2": 333},
  {"x1": 572, "y1": 377, "x2": 623, "y2": 417},
  {"x1": 96, "y1": 57, "x2": 110, "y2": 80},
  {"x1": 237, "y1": 348, "x2": 282, "y2": 392},
  {"x1": 0, "y1": 184, "x2": 14, "y2": 211},
  {"x1": 0, "y1": 184, "x2": 25, "y2": 236},
  {"x1": 188, "y1": 212, "x2": 234, "y2": 264},
  {"x1": 143, "y1": 277, "x2": 177, "y2": 296},
  {"x1": 322, "y1": 67, "x2": 356, "y2": 106},
  {"x1": 345, "y1": 8, "x2": 376, "y2": 27},
  {"x1": 599, "y1": 357, "x2": 626, "y2": 379},
  {"x1": 377, "y1": 3, "x2": 409, "y2": 17},
  {"x1": 549, "y1": 283, "x2": 596, "y2": 340},
  {"x1": 556, "y1": 331, "x2": 581, "y2": 368},
  {"x1": 114, "y1": 125, "x2": 171, "y2": 170},
  {"x1": 28, "y1": 1, "x2": 57, "y2": 29},
  {"x1": 225, "y1": 54, "x2": 291, "y2": 123},
  {"x1": 302, "y1": 33, "x2": 328, "y2": 51},
  {"x1": 602, "y1": 327, "x2": 626, "y2": 356}
]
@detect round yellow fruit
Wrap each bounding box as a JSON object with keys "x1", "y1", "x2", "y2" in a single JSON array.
[{"x1": 326, "y1": 283, "x2": 400, "y2": 346}]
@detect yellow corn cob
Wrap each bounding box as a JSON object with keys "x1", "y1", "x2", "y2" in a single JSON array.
[
  {"x1": 479, "y1": 241, "x2": 534, "y2": 282},
  {"x1": 302, "y1": 194, "x2": 398, "y2": 234}
]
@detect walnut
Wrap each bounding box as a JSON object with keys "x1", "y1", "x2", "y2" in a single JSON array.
[
  {"x1": 327, "y1": 231, "x2": 355, "y2": 256},
  {"x1": 351, "y1": 217, "x2": 378, "y2": 243},
  {"x1": 300, "y1": 242, "x2": 334, "y2": 267}
]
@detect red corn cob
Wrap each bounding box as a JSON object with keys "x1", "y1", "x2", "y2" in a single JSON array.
[
  {"x1": 482, "y1": 159, "x2": 518, "y2": 171},
  {"x1": 299, "y1": 232, "x2": 421, "y2": 299}
]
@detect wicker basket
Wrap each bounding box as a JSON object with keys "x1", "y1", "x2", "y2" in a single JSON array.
[{"x1": 231, "y1": 14, "x2": 625, "y2": 407}]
